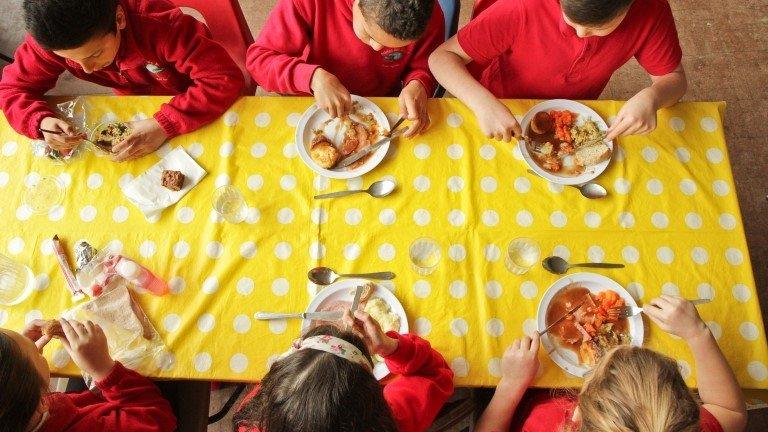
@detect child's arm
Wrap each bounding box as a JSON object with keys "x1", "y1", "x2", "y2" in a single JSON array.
[
  {"x1": 345, "y1": 310, "x2": 454, "y2": 431},
  {"x1": 111, "y1": 13, "x2": 244, "y2": 162},
  {"x1": 428, "y1": 37, "x2": 520, "y2": 142},
  {"x1": 0, "y1": 37, "x2": 66, "y2": 138},
  {"x1": 382, "y1": 332, "x2": 455, "y2": 431},
  {"x1": 151, "y1": 15, "x2": 244, "y2": 139},
  {"x1": 58, "y1": 319, "x2": 176, "y2": 431},
  {"x1": 475, "y1": 333, "x2": 540, "y2": 432},
  {"x1": 605, "y1": 0, "x2": 687, "y2": 141},
  {"x1": 645, "y1": 296, "x2": 747, "y2": 432},
  {"x1": 246, "y1": 0, "x2": 352, "y2": 117},
  {"x1": 246, "y1": 0, "x2": 318, "y2": 96}
]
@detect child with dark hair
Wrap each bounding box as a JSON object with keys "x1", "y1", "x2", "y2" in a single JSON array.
[
  {"x1": 0, "y1": 0, "x2": 244, "y2": 161},
  {"x1": 474, "y1": 297, "x2": 746, "y2": 432},
  {"x1": 0, "y1": 318, "x2": 176, "y2": 432},
  {"x1": 429, "y1": 0, "x2": 687, "y2": 142},
  {"x1": 234, "y1": 310, "x2": 454, "y2": 432},
  {"x1": 247, "y1": 0, "x2": 444, "y2": 137}
]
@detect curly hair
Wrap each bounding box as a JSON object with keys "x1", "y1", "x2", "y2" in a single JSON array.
[
  {"x1": 359, "y1": 0, "x2": 435, "y2": 41},
  {"x1": 233, "y1": 324, "x2": 398, "y2": 432}
]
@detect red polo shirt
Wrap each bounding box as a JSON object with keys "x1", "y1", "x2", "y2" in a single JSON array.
[
  {"x1": 246, "y1": 0, "x2": 444, "y2": 97},
  {"x1": 457, "y1": 0, "x2": 682, "y2": 99},
  {"x1": 510, "y1": 390, "x2": 724, "y2": 432},
  {"x1": 0, "y1": 0, "x2": 243, "y2": 140}
]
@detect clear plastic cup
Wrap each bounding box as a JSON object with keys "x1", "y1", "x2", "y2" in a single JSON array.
[
  {"x1": 212, "y1": 185, "x2": 247, "y2": 224},
  {"x1": 409, "y1": 237, "x2": 441, "y2": 276},
  {"x1": 505, "y1": 237, "x2": 541, "y2": 275}
]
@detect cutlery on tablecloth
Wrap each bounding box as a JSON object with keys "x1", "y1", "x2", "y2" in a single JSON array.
[
  {"x1": 542, "y1": 256, "x2": 624, "y2": 275},
  {"x1": 526, "y1": 169, "x2": 607, "y2": 199},
  {"x1": 308, "y1": 266, "x2": 395, "y2": 285},
  {"x1": 254, "y1": 311, "x2": 344, "y2": 321},
  {"x1": 313, "y1": 179, "x2": 396, "y2": 200}
]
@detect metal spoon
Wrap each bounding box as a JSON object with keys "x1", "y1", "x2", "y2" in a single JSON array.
[
  {"x1": 526, "y1": 169, "x2": 607, "y2": 199},
  {"x1": 308, "y1": 266, "x2": 396, "y2": 285},
  {"x1": 313, "y1": 179, "x2": 396, "y2": 200},
  {"x1": 542, "y1": 256, "x2": 624, "y2": 275}
]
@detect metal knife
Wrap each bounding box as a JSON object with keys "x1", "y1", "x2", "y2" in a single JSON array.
[
  {"x1": 254, "y1": 311, "x2": 344, "y2": 321},
  {"x1": 350, "y1": 285, "x2": 364, "y2": 313},
  {"x1": 538, "y1": 300, "x2": 586, "y2": 336},
  {"x1": 336, "y1": 117, "x2": 406, "y2": 169}
]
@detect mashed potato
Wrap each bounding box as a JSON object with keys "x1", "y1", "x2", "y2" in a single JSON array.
[{"x1": 364, "y1": 297, "x2": 401, "y2": 332}]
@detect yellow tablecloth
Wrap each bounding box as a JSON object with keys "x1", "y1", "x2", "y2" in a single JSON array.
[{"x1": 0, "y1": 96, "x2": 766, "y2": 392}]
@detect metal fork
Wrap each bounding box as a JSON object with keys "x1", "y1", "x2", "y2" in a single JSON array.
[{"x1": 610, "y1": 298, "x2": 713, "y2": 318}]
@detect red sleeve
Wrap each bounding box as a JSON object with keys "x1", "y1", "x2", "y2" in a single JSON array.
[
  {"x1": 402, "y1": 4, "x2": 445, "y2": 96},
  {"x1": 90, "y1": 361, "x2": 177, "y2": 431},
  {"x1": 0, "y1": 35, "x2": 65, "y2": 139},
  {"x1": 456, "y1": 0, "x2": 523, "y2": 66},
  {"x1": 246, "y1": 0, "x2": 319, "y2": 95},
  {"x1": 383, "y1": 332, "x2": 454, "y2": 432},
  {"x1": 634, "y1": 0, "x2": 682, "y2": 76},
  {"x1": 153, "y1": 14, "x2": 244, "y2": 138},
  {"x1": 698, "y1": 406, "x2": 725, "y2": 432}
]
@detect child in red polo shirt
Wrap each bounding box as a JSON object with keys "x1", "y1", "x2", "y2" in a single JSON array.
[
  {"x1": 474, "y1": 297, "x2": 746, "y2": 432},
  {"x1": 429, "y1": 0, "x2": 687, "y2": 142},
  {"x1": 0, "y1": 0, "x2": 244, "y2": 161},
  {"x1": 233, "y1": 310, "x2": 454, "y2": 432},
  {"x1": 247, "y1": 0, "x2": 444, "y2": 137},
  {"x1": 0, "y1": 318, "x2": 176, "y2": 431}
]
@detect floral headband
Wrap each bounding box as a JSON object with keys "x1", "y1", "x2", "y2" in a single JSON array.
[{"x1": 280, "y1": 335, "x2": 373, "y2": 371}]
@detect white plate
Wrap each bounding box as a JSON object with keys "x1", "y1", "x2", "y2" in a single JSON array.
[
  {"x1": 295, "y1": 95, "x2": 390, "y2": 180},
  {"x1": 536, "y1": 272, "x2": 643, "y2": 378},
  {"x1": 519, "y1": 99, "x2": 613, "y2": 186},
  {"x1": 301, "y1": 279, "x2": 408, "y2": 380}
]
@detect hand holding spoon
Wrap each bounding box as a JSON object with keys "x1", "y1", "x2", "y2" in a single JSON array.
[
  {"x1": 313, "y1": 179, "x2": 396, "y2": 200},
  {"x1": 308, "y1": 266, "x2": 395, "y2": 285},
  {"x1": 542, "y1": 256, "x2": 624, "y2": 275}
]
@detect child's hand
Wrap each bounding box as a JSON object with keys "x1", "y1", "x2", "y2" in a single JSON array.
[
  {"x1": 475, "y1": 100, "x2": 521, "y2": 142},
  {"x1": 112, "y1": 118, "x2": 167, "y2": 162},
  {"x1": 605, "y1": 89, "x2": 657, "y2": 141},
  {"x1": 22, "y1": 319, "x2": 52, "y2": 351},
  {"x1": 399, "y1": 80, "x2": 430, "y2": 138},
  {"x1": 39, "y1": 116, "x2": 84, "y2": 152},
  {"x1": 644, "y1": 295, "x2": 709, "y2": 340},
  {"x1": 500, "y1": 333, "x2": 540, "y2": 390},
  {"x1": 342, "y1": 309, "x2": 399, "y2": 357},
  {"x1": 311, "y1": 68, "x2": 352, "y2": 118},
  {"x1": 59, "y1": 318, "x2": 116, "y2": 381}
]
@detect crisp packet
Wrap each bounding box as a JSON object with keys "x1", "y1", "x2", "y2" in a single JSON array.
[
  {"x1": 61, "y1": 283, "x2": 169, "y2": 386},
  {"x1": 31, "y1": 97, "x2": 92, "y2": 165}
]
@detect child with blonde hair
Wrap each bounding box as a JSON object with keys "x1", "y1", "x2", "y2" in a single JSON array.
[{"x1": 476, "y1": 296, "x2": 747, "y2": 432}]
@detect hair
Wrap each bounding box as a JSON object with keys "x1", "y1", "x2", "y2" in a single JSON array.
[
  {"x1": 359, "y1": 0, "x2": 435, "y2": 41},
  {"x1": 572, "y1": 345, "x2": 700, "y2": 432},
  {"x1": 233, "y1": 324, "x2": 398, "y2": 432},
  {"x1": 0, "y1": 331, "x2": 47, "y2": 432},
  {"x1": 561, "y1": 0, "x2": 634, "y2": 26},
  {"x1": 23, "y1": 0, "x2": 120, "y2": 50}
]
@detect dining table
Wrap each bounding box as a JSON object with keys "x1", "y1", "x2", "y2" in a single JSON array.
[{"x1": 0, "y1": 95, "x2": 766, "y2": 401}]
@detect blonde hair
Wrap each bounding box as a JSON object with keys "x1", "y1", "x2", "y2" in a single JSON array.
[{"x1": 574, "y1": 345, "x2": 700, "y2": 432}]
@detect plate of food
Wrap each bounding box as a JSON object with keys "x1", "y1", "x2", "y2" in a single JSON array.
[
  {"x1": 537, "y1": 272, "x2": 643, "y2": 377},
  {"x1": 519, "y1": 99, "x2": 613, "y2": 185},
  {"x1": 295, "y1": 95, "x2": 391, "y2": 179},
  {"x1": 301, "y1": 279, "x2": 408, "y2": 380},
  {"x1": 91, "y1": 121, "x2": 131, "y2": 157}
]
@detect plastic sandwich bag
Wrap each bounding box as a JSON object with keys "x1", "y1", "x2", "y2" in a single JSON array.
[
  {"x1": 31, "y1": 97, "x2": 92, "y2": 164},
  {"x1": 61, "y1": 281, "x2": 168, "y2": 387}
]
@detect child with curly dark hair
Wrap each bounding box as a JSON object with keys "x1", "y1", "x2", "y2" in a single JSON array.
[{"x1": 247, "y1": 0, "x2": 444, "y2": 137}]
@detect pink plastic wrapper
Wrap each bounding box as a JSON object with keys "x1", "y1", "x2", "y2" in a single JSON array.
[{"x1": 76, "y1": 245, "x2": 168, "y2": 297}]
